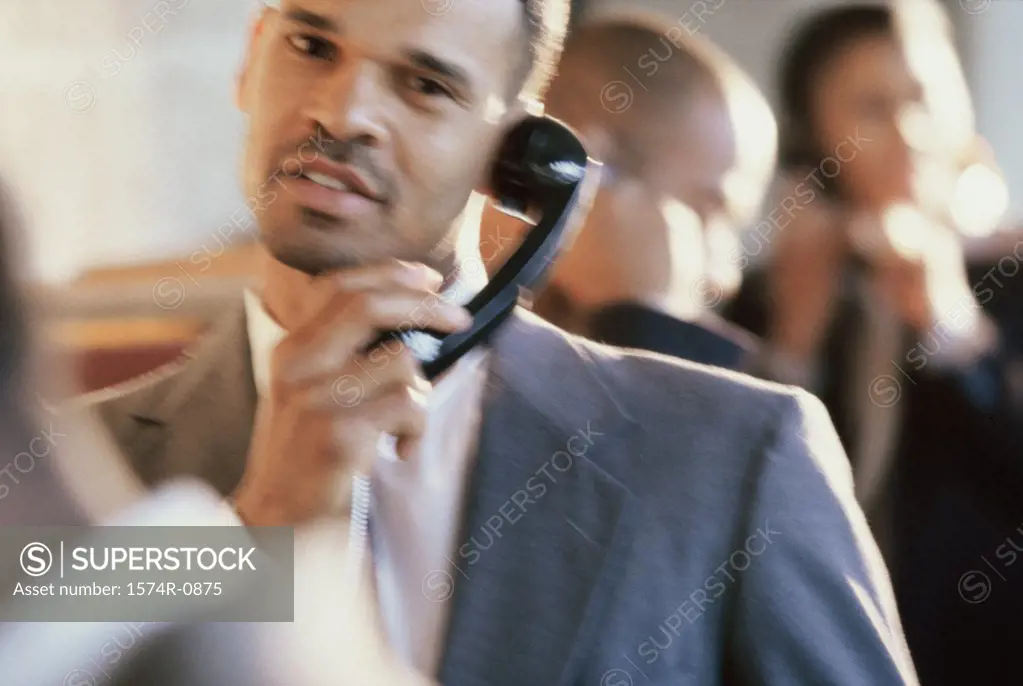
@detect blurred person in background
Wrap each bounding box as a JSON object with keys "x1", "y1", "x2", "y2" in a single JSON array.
[
  {"x1": 0, "y1": 183, "x2": 416, "y2": 686},
  {"x1": 724, "y1": 4, "x2": 1023, "y2": 684},
  {"x1": 481, "y1": 8, "x2": 774, "y2": 371},
  {"x1": 0, "y1": 178, "x2": 226, "y2": 684},
  {"x1": 0, "y1": 178, "x2": 120, "y2": 528},
  {"x1": 0, "y1": 182, "x2": 75, "y2": 525},
  {"x1": 0, "y1": 179, "x2": 184, "y2": 681}
]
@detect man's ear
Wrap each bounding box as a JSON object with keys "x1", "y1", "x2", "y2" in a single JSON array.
[
  {"x1": 473, "y1": 98, "x2": 539, "y2": 198},
  {"x1": 235, "y1": 10, "x2": 270, "y2": 113},
  {"x1": 574, "y1": 124, "x2": 612, "y2": 168}
]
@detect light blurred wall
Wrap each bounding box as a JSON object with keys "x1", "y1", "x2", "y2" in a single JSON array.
[
  {"x1": 955, "y1": 0, "x2": 1023, "y2": 219},
  {"x1": 0, "y1": 1, "x2": 253, "y2": 284}
]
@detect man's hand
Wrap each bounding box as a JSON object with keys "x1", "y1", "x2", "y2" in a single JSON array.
[
  {"x1": 849, "y1": 206, "x2": 972, "y2": 332},
  {"x1": 232, "y1": 262, "x2": 472, "y2": 527}
]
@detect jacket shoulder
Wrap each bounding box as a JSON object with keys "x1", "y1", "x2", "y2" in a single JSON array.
[
  {"x1": 557, "y1": 319, "x2": 828, "y2": 474},
  {"x1": 569, "y1": 323, "x2": 804, "y2": 422},
  {"x1": 538, "y1": 315, "x2": 853, "y2": 533}
]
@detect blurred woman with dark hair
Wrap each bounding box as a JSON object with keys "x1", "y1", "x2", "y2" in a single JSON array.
[
  {"x1": 763, "y1": 4, "x2": 1004, "y2": 492},
  {"x1": 726, "y1": 3, "x2": 1023, "y2": 684}
]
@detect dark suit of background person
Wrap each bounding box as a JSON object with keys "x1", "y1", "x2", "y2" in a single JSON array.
[
  {"x1": 481, "y1": 10, "x2": 774, "y2": 373},
  {"x1": 723, "y1": 5, "x2": 1023, "y2": 685},
  {"x1": 585, "y1": 300, "x2": 757, "y2": 370}
]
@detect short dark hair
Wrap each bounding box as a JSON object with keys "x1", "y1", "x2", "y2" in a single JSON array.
[
  {"x1": 778, "y1": 5, "x2": 893, "y2": 174},
  {"x1": 544, "y1": 19, "x2": 733, "y2": 175},
  {"x1": 517, "y1": 0, "x2": 571, "y2": 102}
]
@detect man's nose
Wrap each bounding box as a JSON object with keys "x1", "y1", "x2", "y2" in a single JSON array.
[{"x1": 306, "y1": 60, "x2": 390, "y2": 148}]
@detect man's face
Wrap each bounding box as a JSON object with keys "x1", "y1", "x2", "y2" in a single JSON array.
[
  {"x1": 634, "y1": 93, "x2": 746, "y2": 299},
  {"x1": 237, "y1": 0, "x2": 525, "y2": 275}
]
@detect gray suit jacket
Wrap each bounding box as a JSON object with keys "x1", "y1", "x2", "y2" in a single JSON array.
[{"x1": 93, "y1": 304, "x2": 918, "y2": 685}]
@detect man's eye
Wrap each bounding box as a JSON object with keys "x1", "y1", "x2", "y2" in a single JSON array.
[
  {"x1": 287, "y1": 34, "x2": 336, "y2": 61},
  {"x1": 406, "y1": 74, "x2": 453, "y2": 100}
]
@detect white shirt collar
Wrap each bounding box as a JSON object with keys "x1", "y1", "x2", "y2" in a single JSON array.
[{"x1": 244, "y1": 288, "x2": 286, "y2": 399}]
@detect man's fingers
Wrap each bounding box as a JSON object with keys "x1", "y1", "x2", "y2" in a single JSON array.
[
  {"x1": 278, "y1": 290, "x2": 470, "y2": 385},
  {"x1": 303, "y1": 261, "x2": 444, "y2": 314},
  {"x1": 333, "y1": 261, "x2": 444, "y2": 292},
  {"x1": 330, "y1": 385, "x2": 428, "y2": 454},
  {"x1": 289, "y1": 261, "x2": 445, "y2": 333},
  {"x1": 340, "y1": 289, "x2": 471, "y2": 333},
  {"x1": 294, "y1": 349, "x2": 426, "y2": 410},
  {"x1": 395, "y1": 435, "x2": 422, "y2": 462}
]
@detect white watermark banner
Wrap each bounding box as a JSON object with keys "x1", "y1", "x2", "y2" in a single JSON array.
[{"x1": 0, "y1": 526, "x2": 294, "y2": 622}]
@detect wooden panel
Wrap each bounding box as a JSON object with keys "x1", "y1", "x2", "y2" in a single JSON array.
[
  {"x1": 73, "y1": 344, "x2": 189, "y2": 393},
  {"x1": 48, "y1": 316, "x2": 205, "y2": 349},
  {"x1": 75, "y1": 244, "x2": 261, "y2": 285},
  {"x1": 49, "y1": 317, "x2": 205, "y2": 350},
  {"x1": 46, "y1": 317, "x2": 208, "y2": 392}
]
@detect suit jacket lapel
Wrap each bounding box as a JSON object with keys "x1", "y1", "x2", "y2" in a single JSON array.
[
  {"x1": 121, "y1": 304, "x2": 257, "y2": 496},
  {"x1": 438, "y1": 311, "x2": 641, "y2": 686}
]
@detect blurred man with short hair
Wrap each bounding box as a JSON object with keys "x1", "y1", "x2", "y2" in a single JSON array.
[{"x1": 483, "y1": 9, "x2": 775, "y2": 370}]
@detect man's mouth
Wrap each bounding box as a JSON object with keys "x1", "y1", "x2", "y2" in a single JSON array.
[
  {"x1": 285, "y1": 159, "x2": 386, "y2": 221},
  {"x1": 304, "y1": 171, "x2": 350, "y2": 193},
  {"x1": 293, "y1": 159, "x2": 384, "y2": 203}
]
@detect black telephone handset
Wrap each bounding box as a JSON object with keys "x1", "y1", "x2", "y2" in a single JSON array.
[{"x1": 366, "y1": 115, "x2": 601, "y2": 380}]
